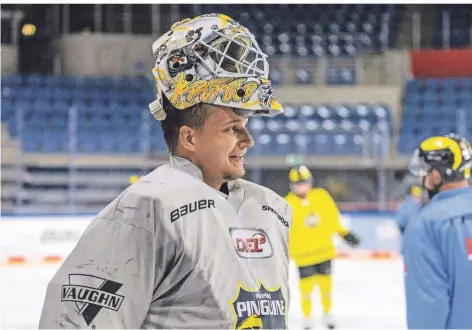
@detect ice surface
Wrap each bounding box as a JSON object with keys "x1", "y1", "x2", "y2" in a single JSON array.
[{"x1": 0, "y1": 260, "x2": 405, "y2": 329}]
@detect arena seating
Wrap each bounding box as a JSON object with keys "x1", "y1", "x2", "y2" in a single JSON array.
[
  {"x1": 198, "y1": 4, "x2": 398, "y2": 57},
  {"x1": 435, "y1": 5, "x2": 472, "y2": 48},
  {"x1": 248, "y1": 102, "x2": 392, "y2": 156},
  {"x1": 398, "y1": 78, "x2": 472, "y2": 154},
  {"x1": 1, "y1": 74, "x2": 393, "y2": 157}
]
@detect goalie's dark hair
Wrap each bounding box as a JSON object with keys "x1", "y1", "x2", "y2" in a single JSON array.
[{"x1": 160, "y1": 95, "x2": 212, "y2": 154}]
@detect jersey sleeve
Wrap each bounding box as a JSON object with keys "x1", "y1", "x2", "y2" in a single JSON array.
[
  {"x1": 39, "y1": 194, "x2": 161, "y2": 329},
  {"x1": 395, "y1": 202, "x2": 409, "y2": 233},
  {"x1": 403, "y1": 217, "x2": 450, "y2": 329},
  {"x1": 318, "y1": 189, "x2": 349, "y2": 237}
]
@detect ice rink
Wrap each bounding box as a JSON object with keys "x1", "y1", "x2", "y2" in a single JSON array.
[{"x1": 0, "y1": 259, "x2": 405, "y2": 329}]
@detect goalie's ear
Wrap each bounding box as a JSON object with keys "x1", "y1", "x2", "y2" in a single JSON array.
[{"x1": 179, "y1": 125, "x2": 197, "y2": 153}]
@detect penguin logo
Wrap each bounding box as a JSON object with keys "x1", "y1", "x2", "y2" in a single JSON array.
[{"x1": 237, "y1": 314, "x2": 263, "y2": 329}]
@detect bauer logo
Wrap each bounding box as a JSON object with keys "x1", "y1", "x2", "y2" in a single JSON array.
[
  {"x1": 229, "y1": 227, "x2": 274, "y2": 259},
  {"x1": 230, "y1": 282, "x2": 286, "y2": 329},
  {"x1": 61, "y1": 274, "x2": 124, "y2": 326}
]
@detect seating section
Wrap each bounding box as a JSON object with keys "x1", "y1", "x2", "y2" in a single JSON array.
[
  {"x1": 1, "y1": 74, "x2": 394, "y2": 156},
  {"x1": 398, "y1": 78, "x2": 472, "y2": 154},
  {"x1": 198, "y1": 4, "x2": 398, "y2": 57},
  {"x1": 247, "y1": 102, "x2": 393, "y2": 156},
  {"x1": 435, "y1": 5, "x2": 472, "y2": 48},
  {"x1": 1, "y1": 74, "x2": 162, "y2": 153}
]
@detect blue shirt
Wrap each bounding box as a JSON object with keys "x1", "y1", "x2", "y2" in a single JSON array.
[
  {"x1": 403, "y1": 186, "x2": 472, "y2": 329},
  {"x1": 395, "y1": 196, "x2": 422, "y2": 233}
]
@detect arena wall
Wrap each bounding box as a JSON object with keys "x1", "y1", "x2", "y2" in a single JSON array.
[
  {"x1": 0, "y1": 212, "x2": 402, "y2": 266},
  {"x1": 1, "y1": 45, "x2": 18, "y2": 74}
]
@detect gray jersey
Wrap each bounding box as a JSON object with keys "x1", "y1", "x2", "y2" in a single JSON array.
[{"x1": 39, "y1": 156, "x2": 292, "y2": 329}]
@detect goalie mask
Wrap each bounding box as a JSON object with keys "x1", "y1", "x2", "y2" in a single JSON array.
[{"x1": 149, "y1": 13, "x2": 284, "y2": 121}]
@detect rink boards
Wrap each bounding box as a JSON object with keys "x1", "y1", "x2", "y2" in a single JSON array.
[{"x1": 0, "y1": 212, "x2": 402, "y2": 265}]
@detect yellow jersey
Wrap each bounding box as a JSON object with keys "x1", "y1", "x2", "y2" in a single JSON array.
[{"x1": 285, "y1": 188, "x2": 349, "y2": 267}]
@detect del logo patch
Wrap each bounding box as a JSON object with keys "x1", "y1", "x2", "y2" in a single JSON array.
[
  {"x1": 61, "y1": 274, "x2": 124, "y2": 326},
  {"x1": 230, "y1": 282, "x2": 286, "y2": 329},
  {"x1": 229, "y1": 227, "x2": 274, "y2": 259}
]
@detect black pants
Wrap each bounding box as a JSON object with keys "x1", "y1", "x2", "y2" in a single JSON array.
[{"x1": 298, "y1": 259, "x2": 332, "y2": 279}]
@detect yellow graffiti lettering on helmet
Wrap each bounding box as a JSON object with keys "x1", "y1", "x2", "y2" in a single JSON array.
[
  {"x1": 221, "y1": 78, "x2": 258, "y2": 104},
  {"x1": 222, "y1": 78, "x2": 242, "y2": 103},
  {"x1": 420, "y1": 136, "x2": 462, "y2": 170},
  {"x1": 170, "y1": 74, "x2": 259, "y2": 109},
  {"x1": 186, "y1": 80, "x2": 208, "y2": 105},
  {"x1": 200, "y1": 78, "x2": 230, "y2": 103}
]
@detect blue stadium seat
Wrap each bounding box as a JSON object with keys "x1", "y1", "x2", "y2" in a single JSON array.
[
  {"x1": 282, "y1": 104, "x2": 299, "y2": 119},
  {"x1": 398, "y1": 77, "x2": 472, "y2": 154},
  {"x1": 295, "y1": 68, "x2": 314, "y2": 85},
  {"x1": 248, "y1": 118, "x2": 265, "y2": 133},
  {"x1": 249, "y1": 134, "x2": 272, "y2": 155},
  {"x1": 274, "y1": 133, "x2": 292, "y2": 154},
  {"x1": 316, "y1": 105, "x2": 333, "y2": 119},
  {"x1": 352, "y1": 134, "x2": 365, "y2": 155},
  {"x1": 25, "y1": 74, "x2": 44, "y2": 87},
  {"x1": 2, "y1": 75, "x2": 23, "y2": 87},
  {"x1": 265, "y1": 119, "x2": 285, "y2": 133},
  {"x1": 299, "y1": 104, "x2": 317, "y2": 118},
  {"x1": 312, "y1": 133, "x2": 333, "y2": 155},
  {"x1": 285, "y1": 119, "x2": 301, "y2": 132},
  {"x1": 304, "y1": 119, "x2": 321, "y2": 132},
  {"x1": 333, "y1": 133, "x2": 351, "y2": 155},
  {"x1": 293, "y1": 133, "x2": 311, "y2": 153},
  {"x1": 269, "y1": 68, "x2": 284, "y2": 85}
]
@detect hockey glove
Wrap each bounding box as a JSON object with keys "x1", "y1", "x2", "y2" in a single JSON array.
[{"x1": 343, "y1": 231, "x2": 361, "y2": 247}]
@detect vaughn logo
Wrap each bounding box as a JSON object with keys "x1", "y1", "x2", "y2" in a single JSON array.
[
  {"x1": 229, "y1": 227, "x2": 274, "y2": 259},
  {"x1": 61, "y1": 274, "x2": 124, "y2": 326}
]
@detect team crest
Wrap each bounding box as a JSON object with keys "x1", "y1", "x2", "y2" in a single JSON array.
[
  {"x1": 304, "y1": 213, "x2": 320, "y2": 227},
  {"x1": 230, "y1": 282, "x2": 286, "y2": 329}
]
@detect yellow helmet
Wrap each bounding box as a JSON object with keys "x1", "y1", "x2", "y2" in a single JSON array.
[
  {"x1": 289, "y1": 165, "x2": 312, "y2": 183},
  {"x1": 410, "y1": 134, "x2": 472, "y2": 182}
]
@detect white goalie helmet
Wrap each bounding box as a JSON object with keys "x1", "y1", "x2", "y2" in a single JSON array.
[{"x1": 149, "y1": 13, "x2": 284, "y2": 121}]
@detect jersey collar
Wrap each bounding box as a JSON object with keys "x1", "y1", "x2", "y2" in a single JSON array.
[
  {"x1": 169, "y1": 155, "x2": 245, "y2": 211},
  {"x1": 170, "y1": 155, "x2": 204, "y2": 181},
  {"x1": 432, "y1": 186, "x2": 472, "y2": 202}
]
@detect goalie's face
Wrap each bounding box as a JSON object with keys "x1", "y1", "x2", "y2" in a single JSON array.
[{"x1": 182, "y1": 104, "x2": 254, "y2": 189}]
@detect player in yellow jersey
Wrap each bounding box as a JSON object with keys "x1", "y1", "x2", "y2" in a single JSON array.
[{"x1": 285, "y1": 165, "x2": 360, "y2": 329}]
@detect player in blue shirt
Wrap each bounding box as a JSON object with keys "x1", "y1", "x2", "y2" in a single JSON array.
[
  {"x1": 395, "y1": 184, "x2": 425, "y2": 234},
  {"x1": 403, "y1": 133, "x2": 472, "y2": 329}
]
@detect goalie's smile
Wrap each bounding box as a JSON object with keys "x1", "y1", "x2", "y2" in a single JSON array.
[{"x1": 229, "y1": 154, "x2": 244, "y2": 164}]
